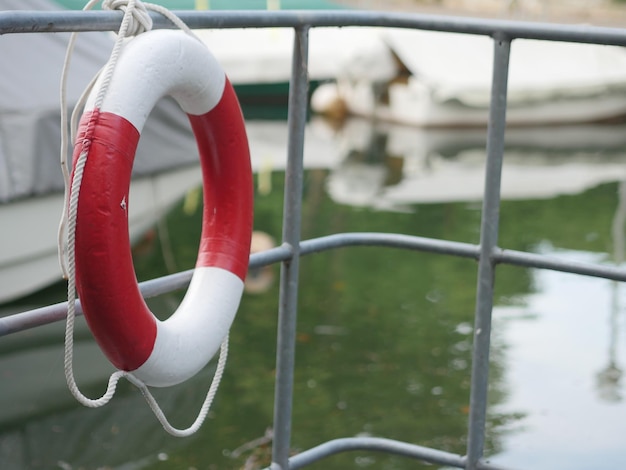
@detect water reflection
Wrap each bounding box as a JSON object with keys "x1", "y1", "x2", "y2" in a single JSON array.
[
  {"x1": 596, "y1": 181, "x2": 626, "y2": 403},
  {"x1": 324, "y1": 118, "x2": 626, "y2": 209},
  {"x1": 246, "y1": 231, "x2": 276, "y2": 294},
  {"x1": 2, "y1": 118, "x2": 626, "y2": 469}
]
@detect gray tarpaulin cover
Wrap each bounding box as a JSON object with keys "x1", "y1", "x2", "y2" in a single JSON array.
[{"x1": 0, "y1": 0, "x2": 197, "y2": 202}]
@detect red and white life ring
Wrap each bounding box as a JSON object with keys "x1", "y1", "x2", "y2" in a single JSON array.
[{"x1": 71, "y1": 30, "x2": 253, "y2": 388}]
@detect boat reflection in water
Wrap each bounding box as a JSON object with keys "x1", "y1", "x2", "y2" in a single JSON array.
[
  {"x1": 325, "y1": 117, "x2": 626, "y2": 209},
  {"x1": 2, "y1": 118, "x2": 626, "y2": 469}
]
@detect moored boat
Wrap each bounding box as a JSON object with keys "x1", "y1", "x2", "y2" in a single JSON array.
[{"x1": 312, "y1": 28, "x2": 626, "y2": 127}]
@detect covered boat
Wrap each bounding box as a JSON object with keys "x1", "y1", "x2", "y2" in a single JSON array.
[{"x1": 312, "y1": 28, "x2": 626, "y2": 127}]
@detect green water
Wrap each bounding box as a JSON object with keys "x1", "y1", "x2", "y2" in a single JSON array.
[{"x1": 2, "y1": 120, "x2": 626, "y2": 469}]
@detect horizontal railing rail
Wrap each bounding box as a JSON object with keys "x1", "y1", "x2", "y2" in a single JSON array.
[
  {"x1": 1, "y1": 9, "x2": 626, "y2": 46},
  {"x1": 2, "y1": 7, "x2": 625, "y2": 470},
  {"x1": 3, "y1": 232, "x2": 626, "y2": 338}
]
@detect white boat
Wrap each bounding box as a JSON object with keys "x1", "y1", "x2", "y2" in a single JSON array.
[
  {"x1": 0, "y1": 165, "x2": 204, "y2": 304},
  {"x1": 311, "y1": 28, "x2": 626, "y2": 127},
  {"x1": 0, "y1": 1, "x2": 203, "y2": 301},
  {"x1": 0, "y1": 0, "x2": 205, "y2": 203},
  {"x1": 0, "y1": 119, "x2": 340, "y2": 304}
]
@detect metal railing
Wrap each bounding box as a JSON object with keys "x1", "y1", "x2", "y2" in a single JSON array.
[{"x1": 2, "y1": 7, "x2": 626, "y2": 470}]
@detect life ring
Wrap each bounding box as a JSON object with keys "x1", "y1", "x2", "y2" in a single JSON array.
[{"x1": 71, "y1": 30, "x2": 253, "y2": 388}]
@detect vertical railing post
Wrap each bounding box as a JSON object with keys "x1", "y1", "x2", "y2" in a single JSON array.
[
  {"x1": 271, "y1": 25, "x2": 310, "y2": 470},
  {"x1": 466, "y1": 34, "x2": 511, "y2": 470}
]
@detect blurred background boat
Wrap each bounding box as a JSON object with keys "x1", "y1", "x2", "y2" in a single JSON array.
[{"x1": 312, "y1": 28, "x2": 626, "y2": 127}]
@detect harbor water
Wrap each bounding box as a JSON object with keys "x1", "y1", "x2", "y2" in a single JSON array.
[{"x1": 2, "y1": 117, "x2": 626, "y2": 469}]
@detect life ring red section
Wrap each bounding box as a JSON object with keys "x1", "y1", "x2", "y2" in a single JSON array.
[{"x1": 72, "y1": 66, "x2": 252, "y2": 378}]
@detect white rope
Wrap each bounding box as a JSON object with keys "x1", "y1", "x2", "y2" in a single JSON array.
[
  {"x1": 128, "y1": 335, "x2": 230, "y2": 437},
  {"x1": 103, "y1": 0, "x2": 153, "y2": 35},
  {"x1": 58, "y1": 0, "x2": 228, "y2": 436}
]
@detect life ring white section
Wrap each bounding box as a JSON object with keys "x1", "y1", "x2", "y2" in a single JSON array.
[
  {"x1": 132, "y1": 267, "x2": 244, "y2": 387},
  {"x1": 84, "y1": 29, "x2": 226, "y2": 129}
]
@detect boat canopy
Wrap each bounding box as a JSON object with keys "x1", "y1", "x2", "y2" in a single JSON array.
[
  {"x1": 381, "y1": 28, "x2": 626, "y2": 107},
  {"x1": 0, "y1": 0, "x2": 198, "y2": 202}
]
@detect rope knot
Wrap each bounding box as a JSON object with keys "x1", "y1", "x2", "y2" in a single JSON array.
[{"x1": 103, "y1": 0, "x2": 153, "y2": 36}]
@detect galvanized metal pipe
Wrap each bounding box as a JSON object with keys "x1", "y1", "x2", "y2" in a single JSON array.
[
  {"x1": 465, "y1": 34, "x2": 511, "y2": 470},
  {"x1": 271, "y1": 25, "x2": 310, "y2": 470},
  {"x1": 5, "y1": 232, "x2": 626, "y2": 337},
  {"x1": 289, "y1": 437, "x2": 466, "y2": 469},
  {"x1": 284, "y1": 437, "x2": 513, "y2": 470},
  {"x1": 2, "y1": 10, "x2": 626, "y2": 46}
]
